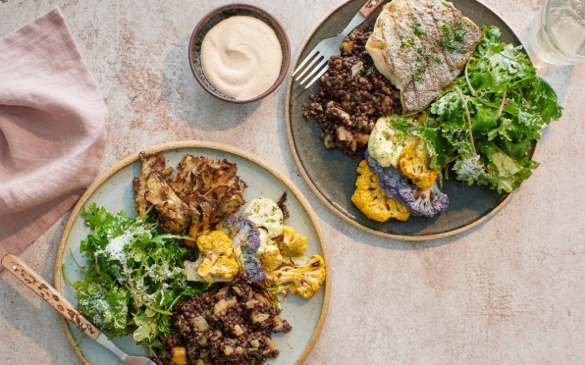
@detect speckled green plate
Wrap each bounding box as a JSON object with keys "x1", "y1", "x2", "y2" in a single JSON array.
[
  {"x1": 54, "y1": 141, "x2": 330, "y2": 365},
  {"x1": 285, "y1": 0, "x2": 534, "y2": 240}
]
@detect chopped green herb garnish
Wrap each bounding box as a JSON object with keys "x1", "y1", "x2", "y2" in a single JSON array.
[
  {"x1": 400, "y1": 36, "x2": 416, "y2": 49},
  {"x1": 454, "y1": 22, "x2": 467, "y2": 42},
  {"x1": 432, "y1": 55, "x2": 444, "y2": 63},
  {"x1": 412, "y1": 20, "x2": 428, "y2": 36}
]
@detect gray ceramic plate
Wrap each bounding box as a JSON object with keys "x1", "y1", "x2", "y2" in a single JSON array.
[
  {"x1": 54, "y1": 141, "x2": 330, "y2": 365},
  {"x1": 285, "y1": 0, "x2": 533, "y2": 240}
]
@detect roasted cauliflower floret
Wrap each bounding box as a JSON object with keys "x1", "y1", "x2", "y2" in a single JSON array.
[
  {"x1": 261, "y1": 243, "x2": 283, "y2": 272},
  {"x1": 240, "y1": 253, "x2": 265, "y2": 283},
  {"x1": 366, "y1": 151, "x2": 449, "y2": 218},
  {"x1": 266, "y1": 255, "x2": 326, "y2": 299},
  {"x1": 197, "y1": 255, "x2": 239, "y2": 281},
  {"x1": 197, "y1": 230, "x2": 234, "y2": 255},
  {"x1": 184, "y1": 231, "x2": 239, "y2": 283},
  {"x1": 351, "y1": 160, "x2": 410, "y2": 222},
  {"x1": 397, "y1": 183, "x2": 450, "y2": 218},
  {"x1": 280, "y1": 226, "x2": 307, "y2": 257},
  {"x1": 243, "y1": 198, "x2": 284, "y2": 239},
  {"x1": 399, "y1": 140, "x2": 437, "y2": 189},
  {"x1": 368, "y1": 116, "x2": 418, "y2": 168},
  {"x1": 282, "y1": 255, "x2": 310, "y2": 267},
  {"x1": 256, "y1": 228, "x2": 283, "y2": 273},
  {"x1": 218, "y1": 215, "x2": 261, "y2": 254}
]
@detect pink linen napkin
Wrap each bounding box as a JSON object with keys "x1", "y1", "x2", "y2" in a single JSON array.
[{"x1": 0, "y1": 8, "x2": 107, "y2": 269}]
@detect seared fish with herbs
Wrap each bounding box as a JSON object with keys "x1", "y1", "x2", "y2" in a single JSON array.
[{"x1": 366, "y1": 0, "x2": 483, "y2": 115}]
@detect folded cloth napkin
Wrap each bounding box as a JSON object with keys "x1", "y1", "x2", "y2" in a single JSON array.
[{"x1": 0, "y1": 8, "x2": 107, "y2": 269}]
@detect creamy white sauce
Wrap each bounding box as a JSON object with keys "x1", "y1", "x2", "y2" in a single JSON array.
[{"x1": 201, "y1": 16, "x2": 283, "y2": 99}]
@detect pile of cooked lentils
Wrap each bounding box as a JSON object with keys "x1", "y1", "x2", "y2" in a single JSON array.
[
  {"x1": 302, "y1": 26, "x2": 402, "y2": 157},
  {"x1": 155, "y1": 282, "x2": 291, "y2": 365}
]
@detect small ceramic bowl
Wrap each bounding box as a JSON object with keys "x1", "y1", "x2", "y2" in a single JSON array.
[{"x1": 189, "y1": 3, "x2": 291, "y2": 104}]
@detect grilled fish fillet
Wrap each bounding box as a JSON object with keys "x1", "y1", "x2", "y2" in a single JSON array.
[{"x1": 366, "y1": 0, "x2": 483, "y2": 115}]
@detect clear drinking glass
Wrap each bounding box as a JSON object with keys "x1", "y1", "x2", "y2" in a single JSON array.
[{"x1": 529, "y1": 0, "x2": 585, "y2": 65}]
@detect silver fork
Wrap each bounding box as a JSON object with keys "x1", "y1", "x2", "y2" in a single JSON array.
[
  {"x1": 292, "y1": 0, "x2": 384, "y2": 88},
  {"x1": 2, "y1": 254, "x2": 158, "y2": 365}
]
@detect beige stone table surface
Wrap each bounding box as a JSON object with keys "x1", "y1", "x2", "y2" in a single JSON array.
[{"x1": 1, "y1": 0, "x2": 584, "y2": 364}]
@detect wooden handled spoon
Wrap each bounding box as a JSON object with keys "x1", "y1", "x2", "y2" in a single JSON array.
[{"x1": 2, "y1": 254, "x2": 157, "y2": 365}]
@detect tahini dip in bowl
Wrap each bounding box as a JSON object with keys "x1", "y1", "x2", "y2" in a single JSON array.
[{"x1": 189, "y1": 4, "x2": 291, "y2": 104}]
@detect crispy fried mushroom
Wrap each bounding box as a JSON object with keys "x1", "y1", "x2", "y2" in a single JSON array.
[
  {"x1": 168, "y1": 155, "x2": 246, "y2": 238},
  {"x1": 144, "y1": 172, "x2": 194, "y2": 234},
  {"x1": 133, "y1": 152, "x2": 173, "y2": 216}
]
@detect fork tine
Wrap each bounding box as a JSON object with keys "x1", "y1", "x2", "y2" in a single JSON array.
[
  {"x1": 299, "y1": 58, "x2": 328, "y2": 86},
  {"x1": 292, "y1": 49, "x2": 320, "y2": 77},
  {"x1": 294, "y1": 53, "x2": 323, "y2": 81},
  {"x1": 304, "y1": 65, "x2": 329, "y2": 89}
]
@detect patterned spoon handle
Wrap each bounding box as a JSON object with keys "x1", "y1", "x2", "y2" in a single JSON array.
[
  {"x1": 2, "y1": 254, "x2": 101, "y2": 340},
  {"x1": 359, "y1": 0, "x2": 385, "y2": 18}
]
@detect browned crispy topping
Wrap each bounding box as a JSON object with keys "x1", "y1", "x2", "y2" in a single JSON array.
[{"x1": 134, "y1": 153, "x2": 246, "y2": 240}]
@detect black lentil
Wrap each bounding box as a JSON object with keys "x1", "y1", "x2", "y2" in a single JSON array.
[
  {"x1": 154, "y1": 282, "x2": 291, "y2": 365},
  {"x1": 302, "y1": 26, "x2": 402, "y2": 157}
]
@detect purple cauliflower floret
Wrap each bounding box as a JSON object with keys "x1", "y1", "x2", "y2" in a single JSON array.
[
  {"x1": 218, "y1": 215, "x2": 239, "y2": 237},
  {"x1": 218, "y1": 215, "x2": 261, "y2": 254},
  {"x1": 364, "y1": 150, "x2": 449, "y2": 217},
  {"x1": 241, "y1": 253, "x2": 265, "y2": 283},
  {"x1": 365, "y1": 149, "x2": 409, "y2": 204},
  {"x1": 397, "y1": 183, "x2": 449, "y2": 217},
  {"x1": 233, "y1": 217, "x2": 261, "y2": 253}
]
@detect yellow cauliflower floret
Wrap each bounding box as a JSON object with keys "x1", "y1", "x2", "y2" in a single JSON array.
[
  {"x1": 197, "y1": 255, "x2": 239, "y2": 281},
  {"x1": 266, "y1": 255, "x2": 326, "y2": 299},
  {"x1": 260, "y1": 243, "x2": 283, "y2": 272},
  {"x1": 351, "y1": 160, "x2": 410, "y2": 222},
  {"x1": 399, "y1": 141, "x2": 437, "y2": 189},
  {"x1": 184, "y1": 230, "x2": 239, "y2": 283},
  {"x1": 280, "y1": 226, "x2": 307, "y2": 257},
  {"x1": 197, "y1": 231, "x2": 234, "y2": 257}
]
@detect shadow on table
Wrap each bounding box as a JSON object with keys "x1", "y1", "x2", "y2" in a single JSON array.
[
  {"x1": 326, "y1": 204, "x2": 493, "y2": 251},
  {"x1": 159, "y1": 34, "x2": 262, "y2": 132}
]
